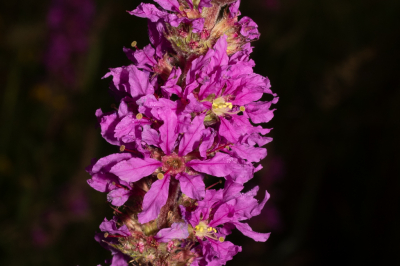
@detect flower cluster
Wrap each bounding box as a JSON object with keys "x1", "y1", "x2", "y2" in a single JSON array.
[{"x1": 87, "y1": 1, "x2": 278, "y2": 265}]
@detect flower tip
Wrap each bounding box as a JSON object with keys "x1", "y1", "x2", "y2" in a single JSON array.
[
  {"x1": 120, "y1": 145, "x2": 126, "y2": 152},
  {"x1": 157, "y1": 173, "x2": 165, "y2": 180},
  {"x1": 136, "y1": 113, "x2": 143, "y2": 120}
]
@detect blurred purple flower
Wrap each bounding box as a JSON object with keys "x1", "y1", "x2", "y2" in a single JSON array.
[{"x1": 45, "y1": 0, "x2": 95, "y2": 86}]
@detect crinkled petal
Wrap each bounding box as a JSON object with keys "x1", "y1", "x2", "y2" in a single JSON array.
[
  {"x1": 158, "y1": 108, "x2": 178, "y2": 155},
  {"x1": 176, "y1": 173, "x2": 205, "y2": 200},
  {"x1": 178, "y1": 114, "x2": 206, "y2": 156},
  {"x1": 230, "y1": 144, "x2": 267, "y2": 162},
  {"x1": 142, "y1": 126, "x2": 161, "y2": 146},
  {"x1": 107, "y1": 188, "x2": 132, "y2": 207},
  {"x1": 187, "y1": 152, "x2": 236, "y2": 177},
  {"x1": 154, "y1": 0, "x2": 180, "y2": 12},
  {"x1": 219, "y1": 117, "x2": 240, "y2": 143},
  {"x1": 238, "y1": 16, "x2": 260, "y2": 40},
  {"x1": 129, "y1": 3, "x2": 168, "y2": 22},
  {"x1": 155, "y1": 222, "x2": 189, "y2": 242},
  {"x1": 161, "y1": 67, "x2": 182, "y2": 97},
  {"x1": 110, "y1": 157, "x2": 162, "y2": 182},
  {"x1": 209, "y1": 203, "x2": 234, "y2": 227},
  {"x1": 199, "y1": 128, "x2": 215, "y2": 158},
  {"x1": 99, "y1": 217, "x2": 131, "y2": 236},
  {"x1": 246, "y1": 101, "x2": 276, "y2": 124},
  {"x1": 138, "y1": 175, "x2": 171, "y2": 224},
  {"x1": 232, "y1": 221, "x2": 270, "y2": 242}
]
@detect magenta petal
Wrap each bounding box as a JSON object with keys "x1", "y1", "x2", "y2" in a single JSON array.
[
  {"x1": 184, "y1": 93, "x2": 207, "y2": 114},
  {"x1": 230, "y1": 144, "x2": 267, "y2": 162},
  {"x1": 142, "y1": 126, "x2": 161, "y2": 146},
  {"x1": 154, "y1": 222, "x2": 189, "y2": 242},
  {"x1": 99, "y1": 217, "x2": 131, "y2": 236},
  {"x1": 178, "y1": 114, "x2": 206, "y2": 156},
  {"x1": 107, "y1": 188, "x2": 132, "y2": 207},
  {"x1": 103, "y1": 65, "x2": 154, "y2": 101},
  {"x1": 158, "y1": 108, "x2": 178, "y2": 155},
  {"x1": 219, "y1": 117, "x2": 240, "y2": 143},
  {"x1": 233, "y1": 221, "x2": 270, "y2": 242},
  {"x1": 246, "y1": 101, "x2": 276, "y2": 124},
  {"x1": 187, "y1": 152, "x2": 236, "y2": 177},
  {"x1": 110, "y1": 157, "x2": 162, "y2": 182},
  {"x1": 110, "y1": 252, "x2": 129, "y2": 266},
  {"x1": 138, "y1": 175, "x2": 171, "y2": 224},
  {"x1": 129, "y1": 3, "x2": 168, "y2": 22},
  {"x1": 209, "y1": 203, "x2": 234, "y2": 227},
  {"x1": 161, "y1": 67, "x2": 182, "y2": 97},
  {"x1": 154, "y1": 0, "x2": 180, "y2": 12},
  {"x1": 250, "y1": 190, "x2": 270, "y2": 217},
  {"x1": 95, "y1": 109, "x2": 121, "y2": 145},
  {"x1": 199, "y1": 128, "x2": 215, "y2": 158},
  {"x1": 176, "y1": 173, "x2": 205, "y2": 200},
  {"x1": 208, "y1": 239, "x2": 242, "y2": 263}
]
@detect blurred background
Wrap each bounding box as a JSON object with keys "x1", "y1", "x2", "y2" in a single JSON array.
[{"x1": 0, "y1": 0, "x2": 399, "y2": 265}]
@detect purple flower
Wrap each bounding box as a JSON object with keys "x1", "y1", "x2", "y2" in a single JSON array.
[{"x1": 87, "y1": 1, "x2": 277, "y2": 264}]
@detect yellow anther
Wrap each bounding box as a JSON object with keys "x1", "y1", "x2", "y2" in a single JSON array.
[
  {"x1": 104, "y1": 232, "x2": 109, "y2": 238},
  {"x1": 136, "y1": 113, "x2": 143, "y2": 119},
  {"x1": 199, "y1": 227, "x2": 204, "y2": 232},
  {"x1": 208, "y1": 227, "x2": 212, "y2": 232},
  {"x1": 131, "y1": 41, "x2": 137, "y2": 47},
  {"x1": 240, "y1": 106, "x2": 246, "y2": 112},
  {"x1": 157, "y1": 173, "x2": 164, "y2": 180},
  {"x1": 213, "y1": 228, "x2": 217, "y2": 233},
  {"x1": 195, "y1": 226, "x2": 199, "y2": 230},
  {"x1": 219, "y1": 237, "x2": 225, "y2": 242},
  {"x1": 179, "y1": 6, "x2": 184, "y2": 11},
  {"x1": 120, "y1": 145, "x2": 126, "y2": 152}
]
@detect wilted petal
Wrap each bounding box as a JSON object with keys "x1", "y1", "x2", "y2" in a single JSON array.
[
  {"x1": 99, "y1": 217, "x2": 131, "y2": 236},
  {"x1": 155, "y1": 222, "x2": 189, "y2": 242},
  {"x1": 107, "y1": 188, "x2": 132, "y2": 207},
  {"x1": 138, "y1": 175, "x2": 171, "y2": 224}
]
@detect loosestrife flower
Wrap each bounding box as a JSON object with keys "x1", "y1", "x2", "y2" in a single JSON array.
[{"x1": 87, "y1": 1, "x2": 278, "y2": 265}]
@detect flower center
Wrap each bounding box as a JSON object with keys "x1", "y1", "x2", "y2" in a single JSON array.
[
  {"x1": 194, "y1": 221, "x2": 219, "y2": 240},
  {"x1": 161, "y1": 153, "x2": 186, "y2": 175},
  {"x1": 212, "y1": 97, "x2": 233, "y2": 116}
]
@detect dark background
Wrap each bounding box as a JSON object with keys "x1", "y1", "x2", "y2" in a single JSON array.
[{"x1": 0, "y1": 0, "x2": 399, "y2": 265}]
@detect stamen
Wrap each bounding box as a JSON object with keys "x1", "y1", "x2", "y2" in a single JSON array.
[
  {"x1": 240, "y1": 106, "x2": 246, "y2": 112},
  {"x1": 131, "y1": 41, "x2": 137, "y2": 49},
  {"x1": 120, "y1": 145, "x2": 140, "y2": 154},
  {"x1": 206, "y1": 180, "x2": 222, "y2": 190},
  {"x1": 219, "y1": 237, "x2": 225, "y2": 242},
  {"x1": 136, "y1": 113, "x2": 143, "y2": 120},
  {"x1": 157, "y1": 173, "x2": 164, "y2": 180}
]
